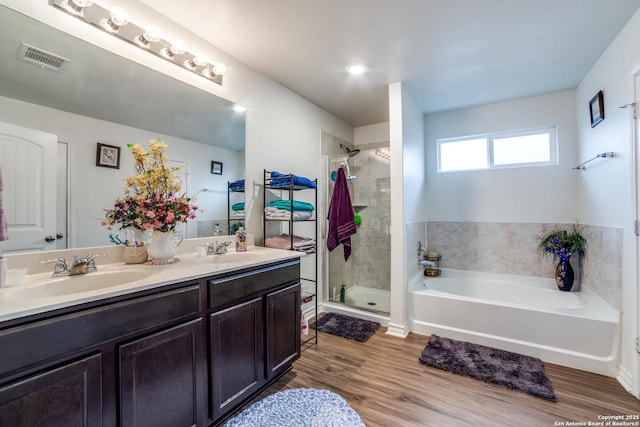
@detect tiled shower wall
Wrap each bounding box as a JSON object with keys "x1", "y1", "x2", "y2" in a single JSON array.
[{"x1": 423, "y1": 221, "x2": 622, "y2": 310}]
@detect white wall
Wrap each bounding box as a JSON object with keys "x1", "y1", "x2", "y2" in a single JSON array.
[
  {"x1": 354, "y1": 122, "x2": 390, "y2": 145},
  {"x1": 576, "y1": 7, "x2": 640, "y2": 398},
  {"x1": 388, "y1": 82, "x2": 426, "y2": 337},
  {"x1": 424, "y1": 90, "x2": 578, "y2": 223},
  {"x1": 0, "y1": 95, "x2": 243, "y2": 248}
]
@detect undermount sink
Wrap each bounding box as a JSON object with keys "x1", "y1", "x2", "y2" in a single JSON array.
[
  {"x1": 209, "y1": 251, "x2": 268, "y2": 264},
  {"x1": 5, "y1": 268, "x2": 158, "y2": 299}
]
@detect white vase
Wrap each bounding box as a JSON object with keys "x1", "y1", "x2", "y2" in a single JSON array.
[{"x1": 146, "y1": 231, "x2": 183, "y2": 264}]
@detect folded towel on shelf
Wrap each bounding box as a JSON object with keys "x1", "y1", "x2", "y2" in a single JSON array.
[
  {"x1": 265, "y1": 234, "x2": 316, "y2": 253},
  {"x1": 231, "y1": 202, "x2": 245, "y2": 211},
  {"x1": 264, "y1": 207, "x2": 313, "y2": 221},
  {"x1": 269, "y1": 171, "x2": 317, "y2": 189},
  {"x1": 228, "y1": 179, "x2": 245, "y2": 191},
  {"x1": 232, "y1": 210, "x2": 245, "y2": 218},
  {"x1": 265, "y1": 200, "x2": 314, "y2": 211}
]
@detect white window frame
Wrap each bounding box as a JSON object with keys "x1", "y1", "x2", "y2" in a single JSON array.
[{"x1": 437, "y1": 127, "x2": 558, "y2": 173}]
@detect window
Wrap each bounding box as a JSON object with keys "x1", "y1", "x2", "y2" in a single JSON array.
[{"x1": 437, "y1": 127, "x2": 557, "y2": 173}]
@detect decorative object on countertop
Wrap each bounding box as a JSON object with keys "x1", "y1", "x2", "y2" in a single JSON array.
[
  {"x1": 145, "y1": 230, "x2": 183, "y2": 264},
  {"x1": 235, "y1": 226, "x2": 247, "y2": 252},
  {"x1": 122, "y1": 244, "x2": 148, "y2": 264},
  {"x1": 537, "y1": 222, "x2": 586, "y2": 292},
  {"x1": 103, "y1": 138, "x2": 198, "y2": 264},
  {"x1": 221, "y1": 388, "x2": 365, "y2": 427},
  {"x1": 419, "y1": 334, "x2": 557, "y2": 401},
  {"x1": 310, "y1": 312, "x2": 380, "y2": 343}
]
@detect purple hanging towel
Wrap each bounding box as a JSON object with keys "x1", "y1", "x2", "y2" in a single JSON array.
[
  {"x1": 327, "y1": 167, "x2": 356, "y2": 261},
  {"x1": 0, "y1": 166, "x2": 7, "y2": 241}
]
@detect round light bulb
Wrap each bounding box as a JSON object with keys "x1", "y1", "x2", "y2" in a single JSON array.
[
  {"x1": 62, "y1": 0, "x2": 93, "y2": 16},
  {"x1": 348, "y1": 64, "x2": 366, "y2": 75},
  {"x1": 213, "y1": 62, "x2": 226, "y2": 76}
]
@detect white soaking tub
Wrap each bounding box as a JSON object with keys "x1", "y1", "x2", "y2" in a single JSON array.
[{"x1": 409, "y1": 269, "x2": 620, "y2": 375}]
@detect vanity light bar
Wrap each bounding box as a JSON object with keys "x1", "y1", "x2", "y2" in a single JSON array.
[{"x1": 51, "y1": 0, "x2": 224, "y2": 85}]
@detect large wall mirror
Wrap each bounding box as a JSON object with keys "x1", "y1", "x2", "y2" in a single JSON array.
[{"x1": 0, "y1": 5, "x2": 245, "y2": 252}]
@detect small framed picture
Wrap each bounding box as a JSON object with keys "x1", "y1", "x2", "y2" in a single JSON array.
[
  {"x1": 589, "y1": 90, "x2": 604, "y2": 128},
  {"x1": 211, "y1": 161, "x2": 223, "y2": 175},
  {"x1": 96, "y1": 143, "x2": 121, "y2": 169}
]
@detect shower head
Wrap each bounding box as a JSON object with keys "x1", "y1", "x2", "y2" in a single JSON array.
[{"x1": 340, "y1": 143, "x2": 360, "y2": 158}]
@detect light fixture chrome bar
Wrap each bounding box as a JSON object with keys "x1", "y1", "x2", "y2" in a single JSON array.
[
  {"x1": 51, "y1": 0, "x2": 224, "y2": 85},
  {"x1": 572, "y1": 152, "x2": 615, "y2": 170}
]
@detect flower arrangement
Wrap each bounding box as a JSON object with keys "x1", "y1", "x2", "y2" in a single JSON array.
[
  {"x1": 104, "y1": 138, "x2": 198, "y2": 233},
  {"x1": 537, "y1": 223, "x2": 586, "y2": 262}
]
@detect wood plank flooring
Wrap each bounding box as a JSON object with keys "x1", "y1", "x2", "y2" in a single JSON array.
[{"x1": 259, "y1": 327, "x2": 640, "y2": 426}]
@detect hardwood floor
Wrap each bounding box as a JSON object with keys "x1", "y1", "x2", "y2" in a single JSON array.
[{"x1": 260, "y1": 327, "x2": 640, "y2": 426}]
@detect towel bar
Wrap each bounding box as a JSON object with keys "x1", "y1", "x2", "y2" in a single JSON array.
[{"x1": 572, "y1": 152, "x2": 614, "y2": 170}]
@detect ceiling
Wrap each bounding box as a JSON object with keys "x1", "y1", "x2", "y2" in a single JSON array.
[{"x1": 138, "y1": 0, "x2": 640, "y2": 127}]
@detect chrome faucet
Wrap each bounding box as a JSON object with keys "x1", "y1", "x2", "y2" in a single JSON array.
[
  {"x1": 41, "y1": 258, "x2": 69, "y2": 277},
  {"x1": 69, "y1": 256, "x2": 88, "y2": 275},
  {"x1": 207, "y1": 241, "x2": 232, "y2": 255},
  {"x1": 42, "y1": 254, "x2": 106, "y2": 277}
]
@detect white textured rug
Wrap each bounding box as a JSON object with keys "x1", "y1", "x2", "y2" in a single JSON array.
[{"x1": 222, "y1": 388, "x2": 365, "y2": 427}]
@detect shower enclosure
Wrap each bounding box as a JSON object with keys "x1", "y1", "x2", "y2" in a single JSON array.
[{"x1": 323, "y1": 137, "x2": 391, "y2": 314}]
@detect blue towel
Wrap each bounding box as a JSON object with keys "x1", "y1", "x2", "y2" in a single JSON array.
[
  {"x1": 327, "y1": 168, "x2": 356, "y2": 261},
  {"x1": 266, "y1": 200, "x2": 314, "y2": 211},
  {"x1": 231, "y1": 202, "x2": 245, "y2": 211},
  {"x1": 270, "y1": 171, "x2": 317, "y2": 189},
  {"x1": 229, "y1": 179, "x2": 244, "y2": 191}
]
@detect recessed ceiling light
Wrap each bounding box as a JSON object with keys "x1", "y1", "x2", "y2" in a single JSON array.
[{"x1": 348, "y1": 64, "x2": 366, "y2": 75}]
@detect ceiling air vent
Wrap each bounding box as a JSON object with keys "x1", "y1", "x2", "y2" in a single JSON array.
[{"x1": 17, "y1": 43, "x2": 70, "y2": 72}]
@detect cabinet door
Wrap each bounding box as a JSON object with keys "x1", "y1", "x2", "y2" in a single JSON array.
[
  {"x1": 265, "y1": 283, "x2": 301, "y2": 379},
  {"x1": 210, "y1": 297, "x2": 264, "y2": 421},
  {"x1": 119, "y1": 319, "x2": 204, "y2": 427},
  {"x1": 0, "y1": 353, "x2": 102, "y2": 427}
]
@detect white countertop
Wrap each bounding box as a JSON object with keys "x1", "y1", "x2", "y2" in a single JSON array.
[{"x1": 0, "y1": 246, "x2": 303, "y2": 323}]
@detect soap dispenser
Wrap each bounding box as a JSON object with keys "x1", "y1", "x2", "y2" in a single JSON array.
[
  {"x1": 213, "y1": 224, "x2": 221, "y2": 236},
  {"x1": 235, "y1": 226, "x2": 247, "y2": 252},
  {"x1": 339, "y1": 285, "x2": 345, "y2": 303}
]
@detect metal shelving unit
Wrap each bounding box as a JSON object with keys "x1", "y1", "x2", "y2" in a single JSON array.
[{"x1": 263, "y1": 169, "x2": 318, "y2": 348}]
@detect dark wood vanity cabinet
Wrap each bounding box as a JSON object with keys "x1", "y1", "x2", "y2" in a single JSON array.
[
  {"x1": 0, "y1": 281, "x2": 205, "y2": 427},
  {"x1": 0, "y1": 256, "x2": 302, "y2": 427},
  {"x1": 0, "y1": 353, "x2": 103, "y2": 427},
  {"x1": 208, "y1": 259, "x2": 301, "y2": 424}
]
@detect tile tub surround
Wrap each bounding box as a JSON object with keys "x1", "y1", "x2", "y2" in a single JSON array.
[{"x1": 425, "y1": 221, "x2": 622, "y2": 310}]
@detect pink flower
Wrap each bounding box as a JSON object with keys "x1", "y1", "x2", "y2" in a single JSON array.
[
  {"x1": 153, "y1": 220, "x2": 163, "y2": 229},
  {"x1": 164, "y1": 212, "x2": 175, "y2": 224},
  {"x1": 144, "y1": 223, "x2": 153, "y2": 230},
  {"x1": 146, "y1": 210, "x2": 156, "y2": 218}
]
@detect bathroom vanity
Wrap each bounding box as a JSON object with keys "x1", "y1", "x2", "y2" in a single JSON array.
[{"x1": 0, "y1": 247, "x2": 302, "y2": 427}]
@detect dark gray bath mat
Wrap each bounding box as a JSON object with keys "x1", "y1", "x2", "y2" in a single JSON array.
[
  {"x1": 310, "y1": 313, "x2": 380, "y2": 342},
  {"x1": 419, "y1": 334, "x2": 557, "y2": 401}
]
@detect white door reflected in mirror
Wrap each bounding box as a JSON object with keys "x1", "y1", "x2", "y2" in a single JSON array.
[{"x1": 0, "y1": 121, "x2": 57, "y2": 253}]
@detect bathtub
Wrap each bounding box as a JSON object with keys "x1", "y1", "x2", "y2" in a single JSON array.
[{"x1": 409, "y1": 269, "x2": 620, "y2": 376}]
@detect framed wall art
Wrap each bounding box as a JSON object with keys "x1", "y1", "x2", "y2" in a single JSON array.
[
  {"x1": 589, "y1": 90, "x2": 604, "y2": 128},
  {"x1": 96, "y1": 143, "x2": 121, "y2": 169},
  {"x1": 211, "y1": 161, "x2": 223, "y2": 175}
]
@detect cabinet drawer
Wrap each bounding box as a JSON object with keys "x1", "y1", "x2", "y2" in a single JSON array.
[
  {"x1": 208, "y1": 260, "x2": 300, "y2": 310},
  {"x1": 0, "y1": 283, "x2": 200, "y2": 379}
]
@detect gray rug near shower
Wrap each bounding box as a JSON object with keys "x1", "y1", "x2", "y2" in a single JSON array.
[
  {"x1": 419, "y1": 334, "x2": 557, "y2": 401},
  {"x1": 310, "y1": 313, "x2": 380, "y2": 342}
]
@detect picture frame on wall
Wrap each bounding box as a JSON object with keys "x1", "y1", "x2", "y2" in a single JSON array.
[
  {"x1": 589, "y1": 90, "x2": 604, "y2": 128},
  {"x1": 211, "y1": 161, "x2": 223, "y2": 175},
  {"x1": 96, "y1": 143, "x2": 121, "y2": 169}
]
